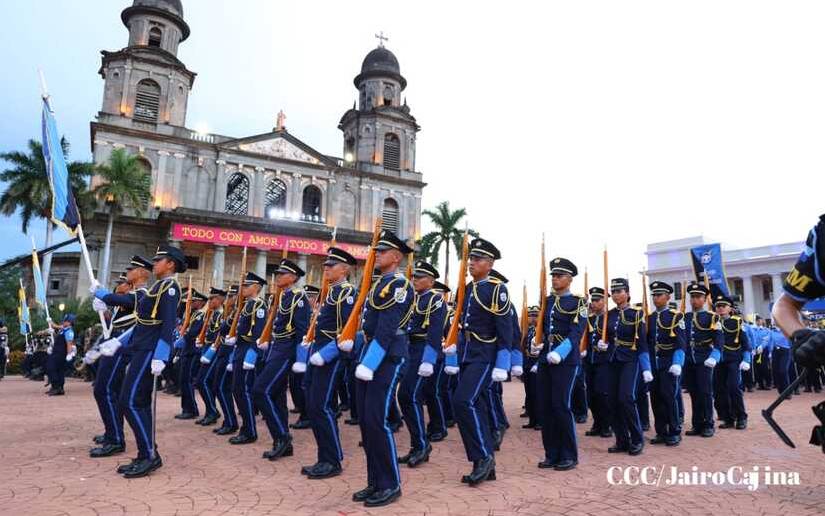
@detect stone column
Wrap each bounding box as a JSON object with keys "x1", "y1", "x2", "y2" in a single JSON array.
[
  {"x1": 413, "y1": 194, "x2": 422, "y2": 240},
  {"x1": 771, "y1": 273, "x2": 785, "y2": 304},
  {"x1": 213, "y1": 159, "x2": 227, "y2": 212},
  {"x1": 172, "y1": 152, "x2": 186, "y2": 207},
  {"x1": 213, "y1": 244, "x2": 226, "y2": 288},
  {"x1": 359, "y1": 184, "x2": 371, "y2": 231},
  {"x1": 255, "y1": 249, "x2": 268, "y2": 279},
  {"x1": 292, "y1": 173, "x2": 303, "y2": 215},
  {"x1": 254, "y1": 166, "x2": 265, "y2": 218},
  {"x1": 296, "y1": 254, "x2": 308, "y2": 287},
  {"x1": 741, "y1": 274, "x2": 755, "y2": 317},
  {"x1": 155, "y1": 151, "x2": 170, "y2": 208}
]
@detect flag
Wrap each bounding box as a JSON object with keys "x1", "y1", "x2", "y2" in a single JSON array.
[
  {"x1": 18, "y1": 282, "x2": 31, "y2": 336},
  {"x1": 32, "y1": 247, "x2": 48, "y2": 307},
  {"x1": 41, "y1": 96, "x2": 80, "y2": 235},
  {"x1": 689, "y1": 243, "x2": 731, "y2": 299}
]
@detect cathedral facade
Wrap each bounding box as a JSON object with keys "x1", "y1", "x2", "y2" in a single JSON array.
[{"x1": 78, "y1": 0, "x2": 425, "y2": 295}]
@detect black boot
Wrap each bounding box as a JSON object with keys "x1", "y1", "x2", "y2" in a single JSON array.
[
  {"x1": 90, "y1": 443, "x2": 125, "y2": 458},
  {"x1": 121, "y1": 454, "x2": 163, "y2": 478},
  {"x1": 199, "y1": 414, "x2": 219, "y2": 426},
  {"x1": 174, "y1": 412, "x2": 197, "y2": 420},
  {"x1": 352, "y1": 485, "x2": 377, "y2": 502},
  {"x1": 735, "y1": 419, "x2": 747, "y2": 430},
  {"x1": 215, "y1": 426, "x2": 238, "y2": 436},
  {"x1": 263, "y1": 435, "x2": 293, "y2": 460},
  {"x1": 116, "y1": 458, "x2": 140, "y2": 474},
  {"x1": 307, "y1": 461, "x2": 342, "y2": 479},
  {"x1": 290, "y1": 419, "x2": 312, "y2": 430},
  {"x1": 228, "y1": 434, "x2": 256, "y2": 445},
  {"x1": 407, "y1": 444, "x2": 431, "y2": 468},
  {"x1": 93, "y1": 434, "x2": 107, "y2": 444},
  {"x1": 467, "y1": 455, "x2": 495, "y2": 485},
  {"x1": 364, "y1": 486, "x2": 401, "y2": 507}
]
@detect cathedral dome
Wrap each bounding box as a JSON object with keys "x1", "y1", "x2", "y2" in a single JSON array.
[
  {"x1": 354, "y1": 46, "x2": 407, "y2": 90},
  {"x1": 122, "y1": 0, "x2": 189, "y2": 41},
  {"x1": 132, "y1": 0, "x2": 183, "y2": 18}
]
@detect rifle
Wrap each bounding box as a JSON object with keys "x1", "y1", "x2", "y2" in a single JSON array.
[
  {"x1": 180, "y1": 274, "x2": 193, "y2": 334},
  {"x1": 406, "y1": 252, "x2": 414, "y2": 280},
  {"x1": 339, "y1": 219, "x2": 383, "y2": 343},
  {"x1": 579, "y1": 268, "x2": 589, "y2": 353},
  {"x1": 305, "y1": 228, "x2": 338, "y2": 344},
  {"x1": 227, "y1": 247, "x2": 248, "y2": 339},
  {"x1": 602, "y1": 247, "x2": 609, "y2": 340},
  {"x1": 258, "y1": 248, "x2": 290, "y2": 346},
  {"x1": 443, "y1": 229, "x2": 469, "y2": 350},
  {"x1": 638, "y1": 269, "x2": 649, "y2": 341},
  {"x1": 520, "y1": 282, "x2": 529, "y2": 352},
  {"x1": 533, "y1": 234, "x2": 547, "y2": 355}
]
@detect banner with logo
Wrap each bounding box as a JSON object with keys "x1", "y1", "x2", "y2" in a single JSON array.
[{"x1": 689, "y1": 243, "x2": 731, "y2": 300}]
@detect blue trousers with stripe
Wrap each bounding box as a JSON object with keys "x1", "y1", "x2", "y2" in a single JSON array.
[
  {"x1": 453, "y1": 362, "x2": 493, "y2": 462},
  {"x1": 252, "y1": 353, "x2": 292, "y2": 441},
  {"x1": 652, "y1": 365, "x2": 681, "y2": 438},
  {"x1": 356, "y1": 356, "x2": 405, "y2": 490},
  {"x1": 212, "y1": 352, "x2": 237, "y2": 429},
  {"x1": 538, "y1": 363, "x2": 579, "y2": 462},
  {"x1": 608, "y1": 360, "x2": 643, "y2": 448},
  {"x1": 398, "y1": 358, "x2": 428, "y2": 451},
  {"x1": 683, "y1": 360, "x2": 715, "y2": 431},
  {"x1": 231, "y1": 346, "x2": 258, "y2": 438},
  {"x1": 423, "y1": 361, "x2": 448, "y2": 435},
  {"x1": 93, "y1": 351, "x2": 128, "y2": 445},
  {"x1": 179, "y1": 353, "x2": 200, "y2": 415},
  {"x1": 194, "y1": 356, "x2": 219, "y2": 419},
  {"x1": 307, "y1": 359, "x2": 344, "y2": 465},
  {"x1": 118, "y1": 349, "x2": 156, "y2": 459}
]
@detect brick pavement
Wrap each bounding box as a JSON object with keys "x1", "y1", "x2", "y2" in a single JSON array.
[{"x1": 0, "y1": 376, "x2": 822, "y2": 516}]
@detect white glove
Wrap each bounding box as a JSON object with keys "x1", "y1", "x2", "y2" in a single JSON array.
[
  {"x1": 242, "y1": 361, "x2": 255, "y2": 370},
  {"x1": 256, "y1": 338, "x2": 269, "y2": 351},
  {"x1": 597, "y1": 340, "x2": 609, "y2": 352},
  {"x1": 355, "y1": 363, "x2": 374, "y2": 381},
  {"x1": 100, "y1": 338, "x2": 121, "y2": 357},
  {"x1": 225, "y1": 337, "x2": 237, "y2": 346},
  {"x1": 300, "y1": 339, "x2": 312, "y2": 349},
  {"x1": 444, "y1": 365, "x2": 460, "y2": 375},
  {"x1": 66, "y1": 350, "x2": 76, "y2": 362},
  {"x1": 547, "y1": 351, "x2": 562, "y2": 365},
  {"x1": 642, "y1": 370, "x2": 654, "y2": 383},
  {"x1": 338, "y1": 339, "x2": 354, "y2": 352},
  {"x1": 491, "y1": 368, "x2": 508, "y2": 382},
  {"x1": 756, "y1": 345, "x2": 763, "y2": 354},
  {"x1": 704, "y1": 357, "x2": 717, "y2": 368},
  {"x1": 443, "y1": 344, "x2": 457, "y2": 355},
  {"x1": 200, "y1": 355, "x2": 210, "y2": 364},
  {"x1": 226, "y1": 362, "x2": 234, "y2": 372},
  {"x1": 92, "y1": 298, "x2": 108, "y2": 312},
  {"x1": 47, "y1": 347, "x2": 53, "y2": 355},
  {"x1": 511, "y1": 365, "x2": 523, "y2": 377},
  {"x1": 529, "y1": 343, "x2": 543, "y2": 356},
  {"x1": 172, "y1": 355, "x2": 180, "y2": 364},
  {"x1": 309, "y1": 352, "x2": 325, "y2": 367},
  {"x1": 669, "y1": 364, "x2": 682, "y2": 376},
  {"x1": 530, "y1": 363, "x2": 538, "y2": 374},
  {"x1": 580, "y1": 349, "x2": 588, "y2": 358},
  {"x1": 83, "y1": 355, "x2": 95, "y2": 365},
  {"x1": 418, "y1": 362, "x2": 434, "y2": 377},
  {"x1": 88, "y1": 280, "x2": 100, "y2": 295},
  {"x1": 739, "y1": 361, "x2": 750, "y2": 372},
  {"x1": 292, "y1": 361, "x2": 307, "y2": 373},
  {"x1": 151, "y1": 359, "x2": 165, "y2": 376},
  {"x1": 86, "y1": 349, "x2": 101, "y2": 363}
]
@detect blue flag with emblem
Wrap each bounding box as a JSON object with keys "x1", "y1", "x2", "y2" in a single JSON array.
[
  {"x1": 41, "y1": 96, "x2": 80, "y2": 236},
  {"x1": 689, "y1": 243, "x2": 731, "y2": 299},
  {"x1": 18, "y1": 280, "x2": 31, "y2": 336},
  {"x1": 31, "y1": 244, "x2": 48, "y2": 308}
]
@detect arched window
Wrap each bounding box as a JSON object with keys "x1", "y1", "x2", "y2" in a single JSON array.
[
  {"x1": 148, "y1": 27, "x2": 162, "y2": 47},
  {"x1": 301, "y1": 185, "x2": 323, "y2": 223},
  {"x1": 383, "y1": 133, "x2": 400, "y2": 170},
  {"x1": 225, "y1": 172, "x2": 249, "y2": 215},
  {"x1": 382, "y1": 198, "x2": 399, "y2": 234},
  {"x1": 134, "y1": 79, "x2": 161, "y2": 123},
  {"x1": 265, "y1": 178, "x2": 287, "y2": 218}
]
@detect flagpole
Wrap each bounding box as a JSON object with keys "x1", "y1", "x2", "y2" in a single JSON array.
[{"x1": 78, "y1": 225, "x2": 112, "y2": 339}]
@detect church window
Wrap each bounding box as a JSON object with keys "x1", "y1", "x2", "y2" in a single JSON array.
[
  {"x1": 225, "y1": 172, "x2": 249, "y2": 215},
  {"x1": 383, "y1": 133, "x2": 400, "y2": 170},
  {"x1": 265, "y1": 178, "x2": 287, "y2": 218},
  {"x1": 301, "y1": 185, "x2": 323, "y2": 223},
  {"x1": 382, "y1": 198, "x2": 400, "y2": 234},
  {"x1": 134, "y1": 79, "x2": 161, "y2": 123},
  {"x1": 383, "y1": 84, "x2": 393, "y2": 106},
  {"x1": 148, "y1": 27, "x2": 162, "y2": 47}
]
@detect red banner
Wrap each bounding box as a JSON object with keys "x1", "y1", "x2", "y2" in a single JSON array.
[{"x1": 171, "y1": 223, "x2": 369, "y2": 260}]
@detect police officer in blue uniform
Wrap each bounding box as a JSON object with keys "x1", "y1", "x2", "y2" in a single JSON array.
[
  {"x1": 299, "y1": 247, "x2": 356, "y2": 479},
  {"x1": 584, "y1": 287, "x2": 612, "y2": 438},
  {"x1": 89, "y1": 256, "x2": 152, "y2": 456},
  {"x1": 225, "y1": 272, "x2": 267, "y2": 444},
  {"x1": 398, "y1": 259, "x2": 446, "y2": 468},
  {"x1": 175, "y1": 290, "x2": 207, "y2": 419},
  {"x1": 531, "y1": 258, "x2": 586, "y2": 470},
  {"x1": 193, "y1": 287, "x2": 226, "y2": 426},
  {"x1": 424, "y1": 280, "x2": 451, "y2": 441},
  {"x1": 253, "y1": 259, "x2": 310, "y2": 460},
  {"x1": 604, "y1": 278, "x2": 652, "y2": 455},
  {"x1": 290, "y1": 284, "x2": 320, "y2": 430},
  {"x1": 446, "y1": 238, "x2": 512, "y2": 486},
  {"x1": 682, "y1": 282, "x2": 723, "y2": 438},
  {"x1": 206, "y1": 285, "x2": 239, "y2": 435},
  {"x1": 647, "y1": 281, "x2": 686, "y2": 446},
  {"x1": 346, "y1": 231, "x2": 414, "y2": 507},
  {"x1": 115, "y1": 244, "x2": 185, "y2": 478},
  {"x1": 713, "y1": 294, "x2": 751, "y2": 430},
  {"x1": 0, "y1": 322, "x2": 8, "y2": 380},
  {"x1": 521, "y1": 306, "x2": 540, "y2": 429},
  {"x1": 45, "y1": 314, "x2": 77, "y2": 396}
]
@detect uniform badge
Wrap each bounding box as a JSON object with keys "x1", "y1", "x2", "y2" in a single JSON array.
[
  {"x1": 499, "y1": 292, "x2": 508, "y2": 303},
  {"x1": 394, "y1": 287, "x2": 408, "y2": 303},
  {"x1": 298, "y1": 300, "x2": 304, "y2": 308},
  {"x1": 678, "y1": 319, "x2": 686, "y2": 330},
  {"x1": 347, "y1": 296, "x2": 354, "y2": 305},
  {"x1": 579, "y1": 305, "x2": 588, "y2": 317},
  {"x1": 256, "y1": 308, "x2": 265, "y2": 318},
  {"x1": 435, "y1": 300, "x2": 443, "y2": 309},
  {"x1": 715, "y1": 322, "x2": 722, "y2": 331},
  {"x1": 168, "y1": 288, "x2": 176, "y2": 296}
]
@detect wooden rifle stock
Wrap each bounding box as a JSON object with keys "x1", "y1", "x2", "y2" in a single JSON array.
[
  {"x1": 443, "y1": 230, "x2": 469, "y2": 349},
  {"x1": 227, "y1": 247, "x2": 248, "y2": 339},
  {"x1": 339, "y1": 219, "x2": 383, "y2": 343}
]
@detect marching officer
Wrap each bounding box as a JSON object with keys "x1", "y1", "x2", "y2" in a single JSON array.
[
  {"x1": 713, "y1": 294, "x2": 751, "y2": 429},
  {"x1": 225, "y1": 272, "x2": 267, "y2": 444},
  {"x1": 46, "y1": 313, "x2": 77, "y2": 396},
  {"x1": 193, "y1": 287, "x2": 227, "y2": 426},
  {"x1": 206, "y1": 285, "x2": 240, "y2": 435},
  {"x1": 299, "y1": 247, "x2": 357, "y2": 479},
  {"x1": 486, "y1": 269, "x2": 513, "y2": 451},
  {"x1": 424, "y1": 280, "x2": 451, "y2": 441},
  {"x1": 447, "y1": 238, "x2": 512, "y2": 486},
  {"x1": 521, "y1": 306, "x2": 540, "y2": 429},
  {"x1": 531, "y1": 258, "x2": 586, "y2": 471},
  {"x1": 289, "y1": 284, "x2": 320, "y2": 430},
  {"x1": 647, "y1": 281, "x2": 686, "y2": 446},
  {"x1": 683, "y1": 282, "x2": 723, "y2": 438},
  {"x1": 0, "y1": 321, "x2": 8, "y2": 380},
  {"x1": 350, "y1": 231, "x2": 414, "y2": 507},
  {"x1": 398, "y1": 259, "x2": 446, "y2": 468},
  {"x1": 604, "y1": 278, "x2": 652, "y2": 455},
  {"x1": 253, "y1": 259, "x2": 310, "y2": 460},
  {"x1": 115, "y1": 244, "x2": 185, "y2": 478},
  {"x1": 175, "y1": 290, "x2": 207, "y2": 419},
  {"x1": 584, "y1": 287, "x2": 612, "y2": 438}
]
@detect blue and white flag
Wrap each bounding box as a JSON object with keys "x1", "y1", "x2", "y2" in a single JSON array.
[
  {"x1": 18, "y1": 282, "x2": 31, "y2": 336},
  {"x1": 31, "y1": 246, "x2": 48, "y2": 308},
  {"x1": 41, "y1": 97, "x2": 80, "y2": 235},
  {"x1": 689, "y1": 243, "x2": 731, "y2": 299}
]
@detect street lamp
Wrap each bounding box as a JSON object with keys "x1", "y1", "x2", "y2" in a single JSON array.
[{"x1": 58, "y1": 303, "x2": 65, "y2": 312}]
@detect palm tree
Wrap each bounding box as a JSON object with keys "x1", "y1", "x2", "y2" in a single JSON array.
[
  {"x1": 92, "y1": 148, "x2": 151, "y2": 284},
  {"x1": 418, "y1": 201, "x2": 479, "y2": 281},
  {"x1": 0, "y1": 138, "x2": 94, "y2": 283}
]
